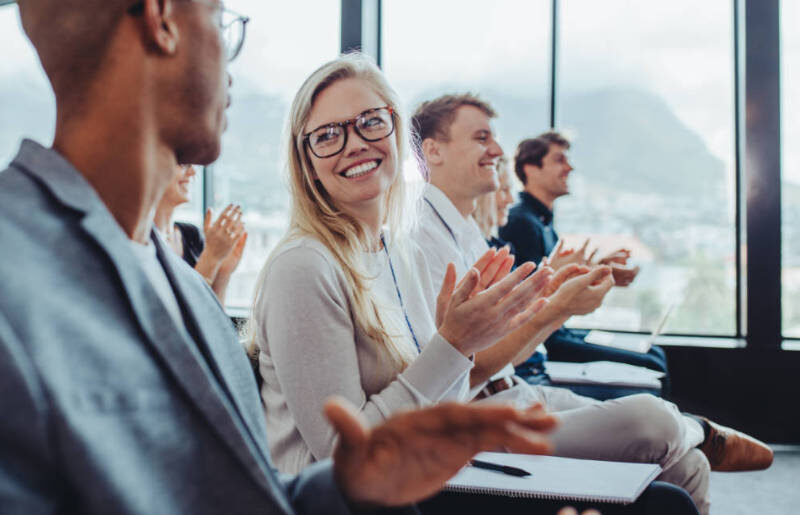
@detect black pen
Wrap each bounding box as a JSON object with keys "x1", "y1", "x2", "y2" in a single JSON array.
[{"x1": 469, "y1": 459, "x2": 531, "y2": 477}]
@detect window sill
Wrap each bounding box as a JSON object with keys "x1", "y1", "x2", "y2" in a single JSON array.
[{"x1": 781, "y1": 341, "x2": 800, "y2": 351}]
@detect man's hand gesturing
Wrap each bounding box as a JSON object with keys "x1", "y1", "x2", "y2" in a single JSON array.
[{"x1": 326, "y1": 398, "x2": 557, "y2": 508}]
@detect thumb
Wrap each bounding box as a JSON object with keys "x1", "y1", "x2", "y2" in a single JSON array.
[
  {"x1": 586, "y1": 265, "x2": 612, "y2": 286},
  {"x1": 236, "y1": 232, "x2": 248, "y2": 252},
  {"x1": 550, "y1": 239, "x2": 563, "y2": 258},
  {"x1": 436, "y1": 263, "x2": 457, "y2": 327},
  {"x1": 451, "y1": 268, "x2": 480, "y2": 307},
  {"x1": 324, "y1": 396, "x2": 368, "y2": 452}
]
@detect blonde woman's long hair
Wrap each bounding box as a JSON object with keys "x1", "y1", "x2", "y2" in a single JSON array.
[
  {"x1": 250, "y1": 53, "x2": 420, "y2": 370},
  {"x1": 473, "y1": 155, "x2": 509, "y2": 238}
]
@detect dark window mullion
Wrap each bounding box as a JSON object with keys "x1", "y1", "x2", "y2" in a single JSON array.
[
  {"x1": 744, "y1": 0, "x2": 782, "y2": 348},
  {"x1": 734, "y1": 0, "x2": 744, "y2": 338},
  {"x1": 341, "y1": 0, "x2": 363, "y2": 55},
  {"x1": 549, "y1": 0, "x2": 558, "y2": 129}
]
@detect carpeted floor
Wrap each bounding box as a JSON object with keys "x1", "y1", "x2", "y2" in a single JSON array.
[{"x1": 708, "y1": 446, "x2": 800, "y2": 514}]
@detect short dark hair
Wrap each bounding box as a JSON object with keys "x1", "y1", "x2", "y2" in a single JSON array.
[
  {"x1": 513, "y1": 131, "x2": 570, "y2": 185},
  {"x1": 411, "y1": 93, "x2": 497, "y2": 144}
]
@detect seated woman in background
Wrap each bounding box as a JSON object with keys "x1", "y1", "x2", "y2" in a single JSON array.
[
  {"x1": 474, "y1": 155, "x2": 516, "y2": 251},
  {"x1": 154, "y1": 164, "x2": 248, "y2": 303},
  {"x1": 250, "y1": 53, "x2": 550, "y2": 475}
]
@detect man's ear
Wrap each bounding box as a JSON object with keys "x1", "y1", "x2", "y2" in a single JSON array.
[
  {"x1": 142, "y1": 0, "x2": 179, "y2": 56},
  {"x1": 421, "y1": 138, "x2": 444, "y2": 166},
  {"x1": 522, "y1": 163, "x2": 540, "y2": 184}
]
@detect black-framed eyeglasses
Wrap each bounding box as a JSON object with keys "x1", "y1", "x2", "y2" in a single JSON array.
[
  {"x1": 303, "y1": 106, "x2": 396, "y2": 159},
  {"x1": 128, "y1": 0, "x2": 249, "y2": 62}
]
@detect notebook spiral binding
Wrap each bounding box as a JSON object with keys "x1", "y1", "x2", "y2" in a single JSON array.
[{"x1": 445, "y1": 484, "x2": 629, "y2": 504}]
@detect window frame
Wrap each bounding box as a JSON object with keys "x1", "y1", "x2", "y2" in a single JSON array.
[
  {"x1": 371, "y1": 0, "x2": 788, "y2": 350},
  {"x1": 1, "y1": 0, "x2": 791, "y2": 351}
]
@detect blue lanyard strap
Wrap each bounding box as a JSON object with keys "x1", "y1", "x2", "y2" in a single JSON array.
[
  {"x1": 380, "y1": 234, "x2": 422, "y2": 354},
  {"x1": 423, "y1": 198, "x2": 471, "y2": 270}
]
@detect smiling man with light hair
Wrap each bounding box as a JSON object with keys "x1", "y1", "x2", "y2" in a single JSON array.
[{"x1": 411, "y1": 93, "x2": 774, "y2": 515}]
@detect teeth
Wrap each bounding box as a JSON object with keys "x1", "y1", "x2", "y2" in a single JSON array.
[{"x1": 343, "y1": 160, "x2": 378, "y2": 178}]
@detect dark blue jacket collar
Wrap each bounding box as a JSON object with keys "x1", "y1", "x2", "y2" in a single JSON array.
[{"x1": 519, "y1": 191, "x2": 554, "y2": 225}]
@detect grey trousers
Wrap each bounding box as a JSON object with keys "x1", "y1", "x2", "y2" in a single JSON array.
[{"x1": 481, "y1": 382, "x2": 710, "y2": 515}]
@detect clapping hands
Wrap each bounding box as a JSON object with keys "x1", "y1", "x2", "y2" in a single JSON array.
[
  {"x1": 194, "y1": 204, "x2": 248, "y2": 301},
  {"x1": 549, "y1": 240, "x2": 639, "y2": 288},
  {"x1": 203, "y1": 204, "x2": 246, "y2": 262},
  {"x1": 435, "y1": 248, "x2": 550, "y2": 356}
]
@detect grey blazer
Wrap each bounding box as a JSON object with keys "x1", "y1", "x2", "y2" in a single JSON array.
[{"x1": 0, "y1": 140, "x2": 365, "y2": 514}]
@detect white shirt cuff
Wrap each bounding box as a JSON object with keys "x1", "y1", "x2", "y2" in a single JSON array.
[{"x1": 398, "y1": 332, "x2": 474, "y2": 404}]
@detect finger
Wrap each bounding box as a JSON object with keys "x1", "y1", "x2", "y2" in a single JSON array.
[
  {"x1": 599, "y1": 274, "x2": 615, "y2": 292},
  {"x1": 549, "y1": 239, "x2": 563, "y2": 259},
  {"x1": 470, "y1": 248, "x2": 498, "y2": 276},
  {"x1": 219, "y1": 204, "x2": 237, "y2": 225},
  {"x1": 423, "y1": 403, "x2": 527, "y2": 431},
  {"x1": 484, "y1": 255, "x2": 516, "y2": 290},
  {"x1": 236, "y1": 231, "x2": 248, "y2": 252},
  {"x1": 324, "y1": 396, "x2": 369, "y2": 453},
  {"x1": 497, "y1": 422, "x2": 554, "y2": 456},
  {"x1": 214, "y1": 204, "x2": 236, "y2": 227},
  {"x1": 529, "y1": 266, "x2": 553, "y2": 291},
  {"x1": 477, "y1": 248, "x2": 511, "y2": 290},
  {"x1": 508, "y1": 298, "x2": 549, "y2": 330},
  {"x1": 557, "y1": 508, "x2": 578, "y2": 515},
  {"x1": 523, "y1": 402, "x2": 545, "y2": 415},
  {"x1": 580, "y1": 238, "x2": 590, "y2": 252},
  {"x1": 479, "y1": 262, "x2": 535, "y2": 305},
  {"x1": 495, "y1": 267, "x2": 551, "y2": 317},
  {"x1": 203, "y1": 208, "x2": 212, "y2": 232},
  {"x1": 451, "y1": 268, "x2": 480, "y2": 307},
  {"x1": 587, "y1": 266, "x2": 612, "y2": 286},
  {"x1": 436, "y1": 263, "x2": 457, "y2": 328},
  {"x1": 230, "y1": 225, "x2": 245, "y2": 242},
  {"x1": 587, "y1": 248, "x2": 598, "y2": 264},
  {"x1": 233, "y1": 224, "x2": 246, "y2": 239},
  {"x1": 546, "y1": 264, "x2": 584, "y2": 293}
]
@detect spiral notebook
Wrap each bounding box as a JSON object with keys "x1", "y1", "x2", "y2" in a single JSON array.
[{"x1": 446, "y1": 452, "x2": 661, "y2": 504}]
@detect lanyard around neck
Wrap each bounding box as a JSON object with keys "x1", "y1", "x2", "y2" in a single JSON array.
[
  {"x1": 424, "y1": 198, "x2": 471, "y2": 270},
  {"x1": 380, "y1": 234, "x2": 422, "y2": 354}
]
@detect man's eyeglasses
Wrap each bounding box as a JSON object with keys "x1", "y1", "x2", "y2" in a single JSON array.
[
  {"x1": 128, "y1": 0, "x2": 249, "y2": 62},
  {"x1": 303, "y1": 106, "x2": 396, "y2": 159}
]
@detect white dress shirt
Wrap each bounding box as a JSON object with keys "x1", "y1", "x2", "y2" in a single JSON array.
[{"x1": 413, "y1": 184, "x2": 516, "y2": 386}]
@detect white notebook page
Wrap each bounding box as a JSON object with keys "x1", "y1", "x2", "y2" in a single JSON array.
[{"x1": 446, "y1": 452, "x2": 662, "y2": 504}]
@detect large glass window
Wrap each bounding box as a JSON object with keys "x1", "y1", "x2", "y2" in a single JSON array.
[
  {"x1": 0, "y1": 4, "x2": 55, "y2": 166},
  {"x1": 381, "y1": 0, "x2": 551, "y2": 165},
  {"x1": 210, "y1": 0, "x2": 341, "y2": 308},
  {"x1": 782, "y1": 0, "x2": 800, "y2": 338},
  {"x1": 556, "y1": 0, "x2": 737, "y2": 336}
]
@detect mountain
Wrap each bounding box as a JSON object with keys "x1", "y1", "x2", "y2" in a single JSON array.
[{"x1": 560, "y1": 88, "x2": 727, "y2": 204}]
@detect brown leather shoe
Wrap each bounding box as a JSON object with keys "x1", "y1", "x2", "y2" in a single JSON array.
[{"x1": 699, "y1": 417, "x2": 774, "y2": 472}]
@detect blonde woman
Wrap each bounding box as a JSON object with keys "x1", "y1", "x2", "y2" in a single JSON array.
[
  {"x1": 251, "y1": 54, "x2": 546, "y2": 474},
  {"x1": 474, "y1": 155, "x2": 515, "y2": 248}
]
